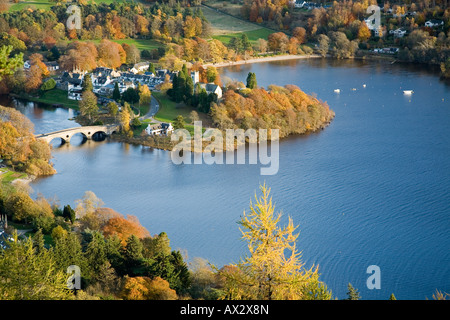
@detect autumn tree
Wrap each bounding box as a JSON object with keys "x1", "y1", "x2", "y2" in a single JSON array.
[
  {"x1": 0, "y1": 45, "x2": 23, "y2": 81},
  {"x1": 268, "y1": 32, "x2": 289, "y2": 53},
  {"x1": 139, "y1": 84, "x2": 151, "y2": 106},
  {"x1": 59, "y1": 41, "x2": 98, "y2": 72},
  {"x1": 216, "y1": 184, "x2": 332, "y2": 300},
  {"x1": 123, "y1": 43, "x2": 140, "y2": 65},
  {"x1": 292, "y1": 27, "x2": 307, "y2": 44},
  {"x1": 107, "y1": 101, "x2": 119, "y2": 118},
  {"x1": 79, "y1": 90, "x2": 98, "y2": 122},
  {"x1": 357, "y1": 22, "x2": 371, "y2": 42},
  {"x1": 120, "y1": 102, "x2": 132, "y2": 134},
  {"x1": 102, "y1": 215, "x2": 150, "y2": 245},
  {"x1": 97, "y1": 40, "x2": 125, "y2": 69},
  {"x1": 317, "y1": 34, "x2": 330, "y2": 57},
  {"x1": 120, "y1": 276, "x2": 177, "y2": 300}
]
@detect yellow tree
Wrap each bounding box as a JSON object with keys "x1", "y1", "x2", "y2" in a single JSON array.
[
  {"x1": 357, "y1": 22, "x2": 371, "y2": 42},
  {"x1": 217, "y1": 184, "x2": 332, "y2": 300},
  {"x1": 139, "y1": 84, "x2": 151, "y2": 106}
]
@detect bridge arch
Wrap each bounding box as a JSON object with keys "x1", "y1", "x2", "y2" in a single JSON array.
[{"x1": 36, "y1": 125, "x2": 120, "y2": 145}]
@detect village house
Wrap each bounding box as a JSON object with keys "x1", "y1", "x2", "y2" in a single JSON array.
[
  {"x1": 131, "y1": 62, "x2": 150, "y2": 74},
  {"x1": 197, "y1": 82, "x2": 223, "y2": 99},
  {"x1": 145, "y1": 123, "x2": 174, "y2": 136},
  {"x1": 44, "y1": 61, "x2": 60, "y2": 72},
  {"x1": 389, "y1": 28, "x2": 407, "y2": 38},
  {"x1": 425, "y1": 19, "x2": 444, "y2": 28}
]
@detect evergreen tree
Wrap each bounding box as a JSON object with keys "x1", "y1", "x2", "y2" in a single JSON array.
[
  {"x1": 184, "y1": 74, "x2": 194, "y2": 103},
  {"x1": 82, "y1": 73, "x2": 93, "y2": 92},
  {"x1": 50, "y1": 46, "x2": 60, "y2": 61},
  {"x1": 0, "y1": 234, "x2": 71, "y2": 299},
  {"x1": 174, "y1": 72, "x2": 186, "y2": 103},
  {"x1": 122, "y1": 234, "x2": 144, "y2": 275},
  {"x1": 149, "y1": 62, "x2": 156, "y2": 74},
  {"x1": 63, "y1": 205, "x2": 76, "y2": 223},
  {"x1": 84, "y1": 231, "x2": 108, "y2": 279},
  {"x1": 112, "y1": 82, "x2": 121, "y2": 101},
  {"x1": 32, "y1": 228, "x2": 46, "y2": 254},
  {"x1": 346, "y1": 283, "x2": 361, "y2": 300},
  {"x1": 197, "y1": 87, "x2": 209, "y2": 113},
  {"x1": 246, "y1": 72, "x2": 257, "y2": 89},
  {"x1": 242, "y1": 33, "x2": 252, "y2": 51}
]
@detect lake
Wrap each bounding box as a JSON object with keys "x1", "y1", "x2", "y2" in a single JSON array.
[{"x1": 8, "y1": 58, "x2": 450, "y2": 300}]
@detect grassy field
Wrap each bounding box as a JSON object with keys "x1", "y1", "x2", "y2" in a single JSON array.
[
  {"x1": 152, "y1": 91, "x2": 211, "y2": 130},
  {"x1": 202, "y1": 4, "x2": 274, "y2": 44},
  {"x1": 0, "y1": 168, "x2": 27, "y2": 184},
  {"x1": 202, "y1": 5, "x2": 266, "y2": 35},
  {"x1": 9, "y1": 0, "x2": 128, "y2": 11},
  {"x1": 212, "y1": 28, "x2": 275, "y2": 44},
  {"x1": 26, "y1": 89, "x2": 80, "y2": 109},
  {"x1": 9, "y1": 0, "x2": 53, "y2": 11},
  {"x1": 152, "y1": 91, "x2": 193, "y2": 123}
]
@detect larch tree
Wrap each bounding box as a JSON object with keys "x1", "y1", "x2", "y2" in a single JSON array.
[
  {"x1": 216, "y1": 183, "x2": 332, "y2": 300},
  {"x1": 79, "y1": 90, "x2": 98, "y2": 122}
]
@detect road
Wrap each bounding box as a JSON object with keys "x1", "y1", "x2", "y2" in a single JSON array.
[{"x1": 140, "y1": 95, "x2": 161, "y2": 123}]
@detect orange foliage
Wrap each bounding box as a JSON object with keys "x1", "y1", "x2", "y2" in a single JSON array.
[
  {"x1": 120, "y1": 276, "x2": 178, "y2": 300},
  {"x1": 102, "y1": 214, "x2": 150, "y2": 244}
]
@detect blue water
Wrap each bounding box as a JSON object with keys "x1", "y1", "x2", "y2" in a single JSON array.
[{"x1": 17, "y1": 58, "x2": 450, "y2": 300}]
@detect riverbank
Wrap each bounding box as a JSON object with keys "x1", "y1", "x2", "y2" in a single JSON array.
[{"x1": 203, "y1": 54, "x2": 323, "y2": 68}]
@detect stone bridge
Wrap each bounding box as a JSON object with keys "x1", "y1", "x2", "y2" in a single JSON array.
[{"x1": 35, "y1": 125, "x2": 120, "y2": 144}]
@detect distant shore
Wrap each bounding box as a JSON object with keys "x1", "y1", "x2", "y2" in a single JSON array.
[{"x1": 203, "y1": 54, "x2": 323, "y2": 68}]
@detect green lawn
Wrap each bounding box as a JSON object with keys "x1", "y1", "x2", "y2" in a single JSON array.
[
  {"x1": 0, "y1": 168, "x2": 27, "y2": 184},
  {"x1": 212, "y1": 28, "x2": 275, "y2": 44},
  {"x1": 202, "y1": 4, "x2": 263, "y2": 35},
  {"x1": 152, "y1": 91, "x2": 194, "y2": 124},
  {"x1": 31, "y1": 89, "x2": 80, "y2": 110},
  {"x1": 9, "y1": 0, "x2": 53, "y2": 11},
  {"x1": 111, "y1": 38, "x2": 164, "y2": 51},
  {"x1": 9, "y1": 0, "x2": 128, "y2": 11},
  {"x1": 152, "y1": 92, "x2": 210, "y2": 135}
]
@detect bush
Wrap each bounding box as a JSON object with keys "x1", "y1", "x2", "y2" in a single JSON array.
[
  {"x1": 131, "y1": 118, "x2": 142, "y2": 128},
  {"x1": 40, "y1": 78, "x2": 56, "y2": 91}
]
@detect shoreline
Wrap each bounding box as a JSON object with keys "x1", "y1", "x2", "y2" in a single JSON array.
[{"x1": 203, "y1": 54, "x2": 323, "y2": 68}]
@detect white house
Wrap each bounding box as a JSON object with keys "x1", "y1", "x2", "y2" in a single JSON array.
[
  {"x1": 131, "y1": 62, "x2": 150, "y2": 74},
  {"x1": 389, "y1": 28, "x2": 407, "y2": 38},
  {"x1": 145, "y1": 123, "x2": 174, "y2": 136},
  {"x1": 425, "y1": 20, "x2": 444, "y2": 27},
  {"x1": 197, "y1": 83, "x2": 223, "y2": 99}
]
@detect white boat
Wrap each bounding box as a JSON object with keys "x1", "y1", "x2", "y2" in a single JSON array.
[
  {"x1": 334, "y1": 89, "x2": 340, "y2": 93},
  {"x1": 363, "y1": 84, "x2": 366, "y2": 88},
  {"x1": 403, "y1": 90, "x2": 414, "y2": 95}
]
